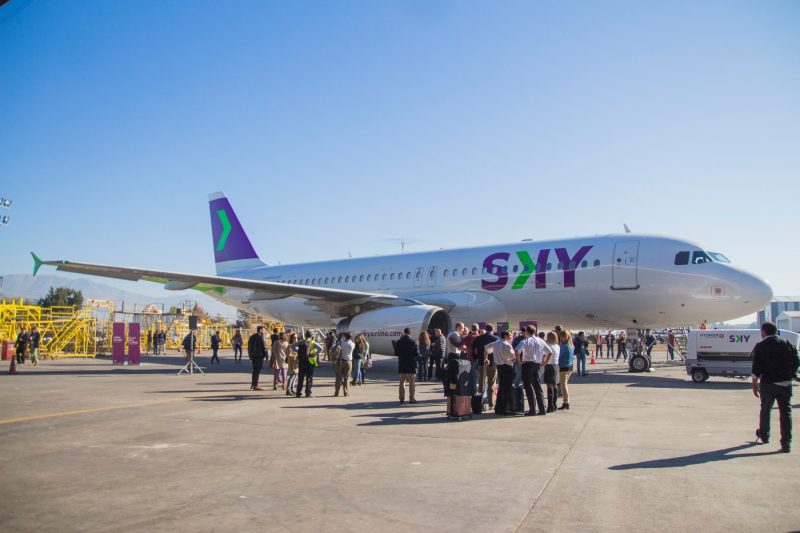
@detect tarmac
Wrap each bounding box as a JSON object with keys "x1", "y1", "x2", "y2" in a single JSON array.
[{"x1": 0, "y1": 349, "x2": 798, "y2": 533}]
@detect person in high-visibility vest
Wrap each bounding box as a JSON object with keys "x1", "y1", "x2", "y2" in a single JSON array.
[{"x1": 293, "y1": 331, "x2": 324, "y2": 398}]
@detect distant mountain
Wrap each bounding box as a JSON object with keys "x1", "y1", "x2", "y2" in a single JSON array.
[{"x1": 0, "y1": 274, "x2": 237, "y2": 318}]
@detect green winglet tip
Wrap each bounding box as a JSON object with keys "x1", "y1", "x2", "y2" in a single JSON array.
[{"x1": 31, "y1": 252, "x2": 43, "y2": 276}]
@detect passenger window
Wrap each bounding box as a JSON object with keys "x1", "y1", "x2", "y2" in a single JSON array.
[
  {"x1": 581, "y1": 261, "x2": 587, "y2": 268},
  {"x1": 304, "y1": 279, "x2": 309, "y2": 285},
  {"x1": 443, "y1": 269, "x2": 449, "y2": 277},
  {"x1": 366, "y1": 275, "x2": 371, "y2": 282},
  {"x1": 569, "y1": 261, "x2": 576, "y2": 270},
  {"x1": 453, "y1": 270, "x2": 458, "y2": 277},
  {"x1": 345, "y1": 276, "x2": 349, "y2": 283},
  {"x1": 692, "y1": 251, "x2": 712, "y2": 264},
  {"x1": 593, "y1": 260, "x2": 600, "y2": 267},
  {"x1": 398, "y1": 272, "x2": 403, "y2": 280},
  {"x1": 359, "y1": 275, "x2": 364, "y2": 282},
  {"x1": 461, "y1": 268, "x2": 467, "y2": 276},
  {"x1": 472, "y1": 267, "x2": 477, "y2": 275},
  {"x1": 382, "y1": 273, "x2": 387, "y2": 281},
  {"x1": 390, "y1": 273, "x2": 396, "y2": 280},
  {"x1": 547, "y1": 263, "x2": 552, "y2": 271},
  {"x1": 674, "y1": 251, "x2": 690, "y2": 265},
  {"x1": 482, "y1": 267, "x2": 487, "y2": 274},
  {"x1": 407, "y1": 271, "x2": 411, "y2": 279},
  {"x1": 512, "y1": 265, "x2": 519, "y2": 273},
  {"x1": 557, "y1": 262, "x2": 563, "y2": 270}
]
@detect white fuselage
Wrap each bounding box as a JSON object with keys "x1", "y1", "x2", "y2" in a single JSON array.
[{"x1": 206, "y1": 234, "x2": 772, "y2": 331}]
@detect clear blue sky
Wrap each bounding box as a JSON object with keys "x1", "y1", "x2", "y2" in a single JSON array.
[{"x1": 1, "y1": 1, "x2": 799, "y2": 306}]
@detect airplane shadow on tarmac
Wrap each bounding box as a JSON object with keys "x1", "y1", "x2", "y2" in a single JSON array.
[
  {"x1": 576, "y1": 371, "x2": 751, "y2": 390},
  {"x1": 609, "y1": 442, "x2": 781, "y2": 470}
]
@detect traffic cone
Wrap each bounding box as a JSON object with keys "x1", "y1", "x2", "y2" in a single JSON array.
[
  {"x1": 9, "y1": 358, "x2": 16, "y2": 374},
  {"x1": 590, "y1": 353, "x2": 596, "y2": 365}
]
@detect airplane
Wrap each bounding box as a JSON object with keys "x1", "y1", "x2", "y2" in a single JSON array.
[{"x1": 32, "y1": 192, "x2": 773, "y2": 354}]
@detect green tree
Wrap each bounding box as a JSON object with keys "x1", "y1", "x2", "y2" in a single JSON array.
[{"x1": 38, "y1": 287, "x2": 84, "y2": 309}]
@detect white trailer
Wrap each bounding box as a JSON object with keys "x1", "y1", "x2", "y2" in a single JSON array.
[{"x1": 685, "y1": 329, "x2": 800, "y2": 383}]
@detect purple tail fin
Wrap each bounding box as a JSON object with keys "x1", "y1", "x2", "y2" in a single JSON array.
[{"x1": 209, "y1": 192, "x2": 265, "y2": 274}]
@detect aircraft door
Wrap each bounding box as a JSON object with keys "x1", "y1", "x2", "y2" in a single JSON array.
[
  {"x1": 427, "y1": 266, "x2": 437, "y2": 287},
  {"x1": 414, "y1": 267, "x2": 423, "y2": 288},
  {"x1": 612, "y1": 240, "x2": 640, "y2": 290}
]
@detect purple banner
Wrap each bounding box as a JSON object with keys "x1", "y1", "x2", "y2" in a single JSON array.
[
  {"x1": 128, "y1": 323, "x2": 141, "y2": 365},
  {"x1": 112, "y1": 322, "x2": 126, "y2": 364}
]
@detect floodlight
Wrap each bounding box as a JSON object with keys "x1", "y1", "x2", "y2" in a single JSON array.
[
  {"x1": 1, "y1": 216, "x2": 9, "y2": 224},
  {"x1": 2, "y1": 199, "x2": 10, "y2": 208}
]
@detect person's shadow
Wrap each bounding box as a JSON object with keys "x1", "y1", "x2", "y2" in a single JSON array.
[{"x1": 609, "y1": 442, "x2": 781, "y2": 470}]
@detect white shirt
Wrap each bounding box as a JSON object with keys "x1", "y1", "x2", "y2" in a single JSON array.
[
  {"x1": 548, "y1": 343, "x2": 560, "y2": 367},
  {"x1": 516, "y1": 336, "x2": 553, "y2": 363},
  {"x1": 485, "y1": 339, "x2": 516, "y2": 366},
  {"x1": 447, "y1": 331, "x2": 463, "y2": 354},
  {"x1": 339, "y1": 339, "x2": 355, "y2": 361}
]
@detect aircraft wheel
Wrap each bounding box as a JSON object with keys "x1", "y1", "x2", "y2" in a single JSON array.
[
  {"x1": 691, "y1": 369, "x2": 708, "y2": 383},
  {"x1": 629, "y1": 355, "x2": 650, "y2": 373}
]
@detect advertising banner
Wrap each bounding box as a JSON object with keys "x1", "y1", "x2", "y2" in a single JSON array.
[
  {"x1": 128, "y1": 323, "x2": 141, "y2": 365},
  {"x1": 112, "y1": 322, "x2": 126, "y2": 364}
]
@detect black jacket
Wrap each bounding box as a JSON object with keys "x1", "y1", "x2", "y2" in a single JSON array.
[
  {"x1": 210, "y1": 334, "x2": 220, "y2": 349},
  {"x1": 247, "y1": 333, "x2": 268, "y2": 360},
  {"x1": 394, "y1": 334, "x2": 419, "y2": 374},
  {"x1": 472, "y1": 333, "x2": 498, "y2": 365},
  {"x1": 752, "y1": 335, "x2": 799, "y2": 384},
  {"x1": 430, "y1": 334, "x2": 446, "y2": 358}
]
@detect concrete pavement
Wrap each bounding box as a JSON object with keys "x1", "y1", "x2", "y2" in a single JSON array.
[{"x1": 0, "y1": 351, "x2": 797, "y2": 532}]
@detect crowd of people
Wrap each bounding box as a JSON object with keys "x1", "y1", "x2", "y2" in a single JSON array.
[
  {"x1": 231, "y1": 321, "x2": 606, "y2": 418},
  {"x1": 393, "y1": 322, "x2": 584, "y2": 415},
  {"x1": 241, "y1": 327, "x2": 373, "y2": 399}
]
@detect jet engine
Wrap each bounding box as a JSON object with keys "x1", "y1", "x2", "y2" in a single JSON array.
[{"x1": 337, "y1": 305, "x2": 451, "y2": 356}]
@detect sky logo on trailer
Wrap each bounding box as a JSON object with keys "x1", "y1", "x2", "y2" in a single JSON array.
[
  {"x1": 729, "y1": 335, "x2": 751, "y2": 343},
  {"x1": 482, "y1": 245, "x2": 593, "y2": 291}
]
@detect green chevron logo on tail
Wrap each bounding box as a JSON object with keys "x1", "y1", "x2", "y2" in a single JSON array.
[
  {"x1": 31, "y1": 252, "x2": 43, "y2": 276},
  {"x1": 216, "y1": 209, "x2": 231, "y2": 251}
]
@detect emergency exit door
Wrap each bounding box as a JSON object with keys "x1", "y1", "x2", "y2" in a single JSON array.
[{"x1": 612, "y1": 240, "x2": 640, "y2": 290}]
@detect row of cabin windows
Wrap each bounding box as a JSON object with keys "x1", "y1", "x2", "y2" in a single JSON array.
[{"x1": 279, "y1": 258, "x2": 602, "y2": 286}]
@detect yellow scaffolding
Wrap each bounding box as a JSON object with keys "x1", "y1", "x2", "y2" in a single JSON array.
[
  {"x1": 0, "y1": 298, "x2": 96, "y2": 358},
  {"x1": 1, "y1": 298, "x2": 283, "y2": 359}
]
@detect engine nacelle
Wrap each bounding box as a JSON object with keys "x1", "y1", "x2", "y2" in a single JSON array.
[{"x1": 337, "y1": 305, "x2": 451, "y2": 356}]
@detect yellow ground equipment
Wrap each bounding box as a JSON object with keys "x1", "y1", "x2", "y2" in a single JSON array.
[{"x1": 0, "y1": 298, "x2": 96, "y2": 358}]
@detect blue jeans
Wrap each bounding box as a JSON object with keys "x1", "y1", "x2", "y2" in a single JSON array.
[
  {"x1": 576, "y1": 353, "x2": 587, "y2": 375},
  {"x1": 353, "y1": 358, "x2": 362, "y2": 383}
]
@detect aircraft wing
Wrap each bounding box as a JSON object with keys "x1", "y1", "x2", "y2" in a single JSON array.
[{"x1": 32, "y1": 254, "x2": 405, "y2": 317}]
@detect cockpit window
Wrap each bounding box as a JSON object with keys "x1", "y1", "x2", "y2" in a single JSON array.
[
  {"x1": 708, "y1": 252, "x2": 730, "y2": 263},
  {"x1": 692, "y1": 251, "x2": 712, "y2": 264},
  {"x1": 674, "y1": 251, "x2": 690, "y2": 265}
]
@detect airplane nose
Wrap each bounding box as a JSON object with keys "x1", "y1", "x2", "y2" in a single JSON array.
[{"x1": 739, "y1": 272, "x2": 773, "y2": 308}]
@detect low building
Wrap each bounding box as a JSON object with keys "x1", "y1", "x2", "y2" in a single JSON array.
[
  {"x1": 757, "y1": 296, "x2": 800, "y2": 326},
  {"x1": 776, "y1": 311, "x2": 800, "y2": 334}
]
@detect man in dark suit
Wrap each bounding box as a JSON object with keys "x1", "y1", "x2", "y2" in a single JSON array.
[
  {"x1": 752, "y1": 322, "x2": 799, "y2": 453},
  {"x1": 247, "y1": 326, "x2": 268, "y2": 391},
  {"x1": 210, "y1": 330, "x2": 221, "y2": 364},
  {"x1": 395, "y1": 328, "x2": 419, "y2": 404}
]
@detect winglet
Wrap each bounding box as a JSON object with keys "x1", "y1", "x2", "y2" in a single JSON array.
[{"x1": 31, "y1": 252, "x2": 43, "y2": 276}]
